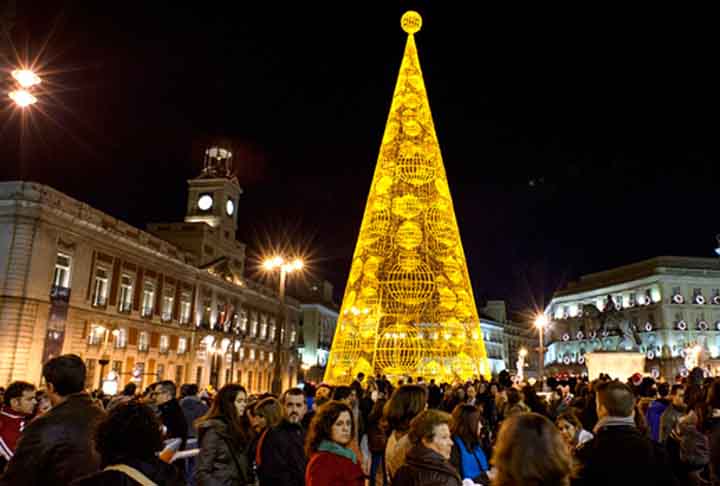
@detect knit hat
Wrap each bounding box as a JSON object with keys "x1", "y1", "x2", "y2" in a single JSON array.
[{"x1": 631, "y1": 373, "x2": 643, "y2": 387}]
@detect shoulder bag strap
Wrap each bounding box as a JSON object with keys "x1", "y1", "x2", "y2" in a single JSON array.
[{"x1": 104, "y1": 464, "x2": 158, "y2": 486}]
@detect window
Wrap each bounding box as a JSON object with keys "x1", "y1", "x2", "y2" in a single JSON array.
[
  {"x1": 156, "y1": 363, "x2": 165, "y2": 380},
  {"x1": 249, "y1": 348, "x2": 256, "y2": 361},
  {"x1": 177, "y1": 337, "x2": 188, "y2": 355},
  {"x1": 114, "y1": 328, "x2": 127, "y2": 349},
  {"x1": 250, "y1": 313, "x2": 258, "y2": 337},
  {"x1": 260, "y1": 315, "x2": 268, "y2": 340},
  {"x1": 159, "y1": 335, "x2": 170, "y2": 353},
  {"x1": 92, "y1": 268, "x2": 109, "y2": 307},
  {"x1": 162, "y1": 289, "x2": 174, "y2": 322},
  {"x1": 112, "y1": 360, "x2": 123, "y2": 374},
  {"x1": 88, "y1": 324, "x2": 105, "y2": 345},
  {"x1": 239, "y1": 310, "x2": 248, "y2": 332},
  {"x1": 201, "y1": 298, "x2": 212, "y2": 327},
  {"x1": 259, "y1": 350, "x2": 265, "y2": 362},
  {"x1": 175, "y1": 365, "x2": 183, "y2": 385},
  {"x1": 142, "y1": 281, "x2": 155, "y2": 317},
  {"x1": 239, "y1": 347, "x2": 245, "y2": 360},
  {"x1": 290, "y1": 329, "x2": 296, "y2": 344},
  {"x1": 53, "y1": 253, "x2": 72, "y2": 288},
  {"x1": 268, "y1": 351, "x2": 274, "y2": 363},
  {"x1": 85, "y1": 359, "x2": 97, "y2": 389},
  {"x1": 179, "y1": 293, "x2": 191, "y2": 325},
  {"x1": 138, "y1": 331, "x2": 149, "y2": 351},
  {"x1": 118, "y1": 275, "x2": 133, "y2": 312}
]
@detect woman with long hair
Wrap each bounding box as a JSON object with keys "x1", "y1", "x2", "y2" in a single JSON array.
[
  {"x1": 449, "y1": 404, "x2": 490, "y2": 485},
  {"x1": 305, "y1": 400, "x2": 364, "y2": 486},
  {"x1": 556, "y1": 410, "x2": 593, "y2": 450},
  {"x1": 492, "y1": 413, "x2": 572, "y2": 486},
  {"x1": 365, "y1": 397, "x2": 389, "y2": 486},
  {"x1": 195, "y1": 384, "x2": 253, "y2": 486},
  {"x1": 382, "y1": 385, "x2": 428, "y2": 483}
]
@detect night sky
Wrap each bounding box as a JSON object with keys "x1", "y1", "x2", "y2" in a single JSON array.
[{"x1": 3, "y1": 3, "x2": 720, "y2": 314}]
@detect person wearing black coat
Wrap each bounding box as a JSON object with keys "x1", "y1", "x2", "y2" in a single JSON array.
[
  {"x1": 70, "y1": 401, "x2": 184, "y2": 486},
  {"x1": 154, "y1": 381, "x2": 189, "y2": 447},
  {"x1": 573, "y1": 380, "x2": 677, "y2": 486},
  {"x1": 0, "y1": 355, "x2": 106, "y2": 486}
]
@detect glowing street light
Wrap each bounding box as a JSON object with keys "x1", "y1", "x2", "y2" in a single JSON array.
[
  {"x1": 263, "y1": 254, "x2": 305, "y2": 393},
  {"x1": 9, "y1": 89, "x2": 38, "y2": 107},
  {"x1": 11, "y1": 69, "x2": 42, "y2": 88}
]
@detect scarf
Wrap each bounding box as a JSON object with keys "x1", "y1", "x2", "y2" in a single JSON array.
[
  {"x1": 593, "y1": 415, "x2": 635, "y2": 434},
  {"x1": 317, "y1": 439, "x2": 358, "y2": 464}
]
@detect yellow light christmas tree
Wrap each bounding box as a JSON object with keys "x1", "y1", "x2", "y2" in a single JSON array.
[{"x1": 324, "y1": 11, "x2": 490, "y2": 384}]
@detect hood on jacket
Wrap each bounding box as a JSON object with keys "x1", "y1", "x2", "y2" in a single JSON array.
[{"x1": 405, "y1": 444, "x2": 461, "y2": 480}]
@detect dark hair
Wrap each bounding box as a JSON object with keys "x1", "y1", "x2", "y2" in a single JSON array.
[
  {"x1": 506, "y1": 388, "x2": 521, "y2": 406},
  {"x1": 252, "y1": 397, "x2": 283, "y2": 428},
  {"x1": 368, "y1": 398, "x2": 387, "y2": 426},
  {"x1": 332, "y1": 386, "x2": 353, "y2": 402},
  {"x1": 197, "y1": 384, "x2": 251, "y2": 444},
  {"x1": 451, "y1": 404, "x2": 482, "y2": 449},
  {"x1": 596, "y1": 380, "x2": 635, "y2": 417},
  {"x1": 156, "y1": 380, "x2": 177, "y2": 398},
  {"x1": 4, "y1": 381, "x2": 35, "y2": 407},
  {"x1": 283, "y1": 387, "x2": 306, "y2": 404},
  {"x1": 121, "y1": 383, "x2": 137, "y2": 397},
  {"x1": 95, "y1": 402, "x2": 163, "y2": 467},
  {"x1": 657, "y1": 382, "x2": 670, "y2": 398},
  {"x1": 305, "y1": 401, "x2": 354, "y2": 457},
  {"x1": 383, "y1": 385, "x2": 428, "y2": 433},
  {"x1": 42, "y1": 354, "x2": 86, "y2": 396},
  {"x1": 492, "y1": 413, "x2": 571, "y2": 486},
  {"x1": 407, "y1": 409, "x2": 452, "y2": 445},
  {"x1": 556, "y1": 410, "x2": 582, "y2": 430},
  {"x1": 180, "y1": 383, "x2": 199, "y2": 398},
  {"x1": 707, "y1": 379, "x2": 720, "y2": 410}
]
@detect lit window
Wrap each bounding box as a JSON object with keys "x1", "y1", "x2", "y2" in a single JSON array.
[
  {"x1": 249, "y1": 348, "x2": 256, "y2": 361},
  {"x1": 88, "y1": 324, "x2": 105, "y2": 345},
  {"x1": 260, "y1": 315, "x2": 268, "y2": 339},
  {"x1": 114, "y1": 328, "x2": 127, "y2": 348},
  {"x1": 268, "y1": 352, "x2": 274, "y2": 363},
  {"x1": 179, "y1": 293, "x2": 191, "y2": 324},
  {"x1": 239, "y1": 310, "x2": 248, "y2": 332},
  {"x1": 250, "y1": 313, "x2": 258, "y2": 337},
  {"x1": 290, "y1": 329, "x2": 296, "y2": 344},
  {"x1": 138, "y1": 331, "x2": 149, "y2": 351},
  {"x1": 162, "y1": 289, "x2": 174, "y2": 322},
  {"x1": 259, "y1": 350, "x2": 265, "y2": 362},
  {"x1": 141, "y1": 282, "x2": 155, "y2": 317},
  {"x1": 92, "y1": 268, "x2": 109, "y2": 307},
  {"x1": 177, "y1": 337, "x2": 188, "y2": 355},
  {"x1": 239, "y1": 347, "x2": 245, "y2": 360},
  {"x1": 53, "y1": 253, "x2": 72, "y2": 288},
  {"x1": 119, "y1": 275, "x2": 133, "y2": 312},
  {"x1": 159, "y1": 335, "x2": 170, "y2": 353}
]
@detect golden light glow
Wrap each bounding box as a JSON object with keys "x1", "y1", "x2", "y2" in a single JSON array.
[
  {"x1": 324, "y1": 11, "x2": 491, "y2": 384},
  {"x1": 263, "y1": 255, "x2": 304, "y2": 274},
  {"x1": 535, "y1": 314, "x2": 549, "y2": 329},
  {"x1": 12, "y1": 69, "x2": 42, "y2": 88},
  {"x1": 9, "y1": 89, "x2": 37, "y2": 107},
  {"x1": 519, "y1": 348, "x2": 528, "y2": 357}
]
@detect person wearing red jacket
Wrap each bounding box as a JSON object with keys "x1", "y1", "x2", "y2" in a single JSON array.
[
  {"x1": 0, "y1": 381, "x2": 36, "y2": 467},
  {"x1": 305, "y1": 400, "x2": 364, "y2": 486}
]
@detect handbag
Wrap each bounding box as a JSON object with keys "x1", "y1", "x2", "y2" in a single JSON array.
[{"x1": 104, "y1": 464, "x2": 158, "y2": 486}]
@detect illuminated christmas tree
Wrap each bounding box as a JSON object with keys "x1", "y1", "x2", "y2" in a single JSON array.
[{"x1": 324, "y1": 11, "x2": 490, "y2": 384}]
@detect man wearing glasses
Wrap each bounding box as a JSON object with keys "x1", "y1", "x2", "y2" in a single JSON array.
[{"x1": 152, "y1": 381, "x2": 188, "y2": 449}]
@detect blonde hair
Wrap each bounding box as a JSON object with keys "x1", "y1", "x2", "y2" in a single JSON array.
[{"x1": 491, "y1": 413, "x2": 571, "y2": 486}]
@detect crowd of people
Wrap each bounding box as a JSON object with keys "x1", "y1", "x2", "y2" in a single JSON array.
[{"x1": 1, "y1": 356, "x2": 720, "y2": 485}]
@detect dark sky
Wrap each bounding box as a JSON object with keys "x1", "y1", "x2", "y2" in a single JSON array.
[{"x1": 3, "y1": 3, "x2": 720, "y2": 313}]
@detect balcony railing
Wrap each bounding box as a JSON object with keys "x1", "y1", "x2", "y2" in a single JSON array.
[
  {"x1": 50, "y1": 285, "x2": 71, "y2": 302},
  {"x1": 92, "y1": 296, "x2": 108, "y2": 308}
]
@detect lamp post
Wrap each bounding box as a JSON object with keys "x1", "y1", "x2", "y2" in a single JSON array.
[
  {"x1": 8, "y1": 68, "x2": 41, "y2": 107},
  {"x1": 534, "y1": 314, "x2": 549, "y2": 391},
  {"x1": 264, "y1": 256, "x2": 304, "y2": 394}
]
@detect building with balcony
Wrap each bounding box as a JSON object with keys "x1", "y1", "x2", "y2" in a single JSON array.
[
  {"x1": 479, "y1": 300, "x2": 538, "y2": 377},
  {"x1": 0, "y1": 147, "x2": 301, "y2": 393},
  {"x1": 544, "y1": 256, "x2": 720, "y2": 379},
  {"x1": 294, "y1": 280, "x2": 339, "y2": 384}
]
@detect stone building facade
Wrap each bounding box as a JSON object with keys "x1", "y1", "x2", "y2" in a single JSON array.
[
  {"x1": 0, "y1": 156, "x2": 300, "y2": 392},
  {"x1": 544, "y1": 256, "x2": 720, "y2": 378}
]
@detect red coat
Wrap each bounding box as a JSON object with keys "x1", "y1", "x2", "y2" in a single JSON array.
[{"x1": 305, "y1": 450, "x2": 365, "y2": 486}]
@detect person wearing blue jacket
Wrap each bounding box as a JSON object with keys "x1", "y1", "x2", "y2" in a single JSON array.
[
  {"x1": 448, "y1": 405, "x2": 489, "y2": 485},
  {"x1": 646, "y1": 382, "x2": 671, "y2": 442}
]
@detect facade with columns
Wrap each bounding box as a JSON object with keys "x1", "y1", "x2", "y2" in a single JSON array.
[
  {"x1": 0, "y1": 150, "x2": 300, "y2": 392},
  {"x1": 544, "y1": 256, "x2": 720, "y2": 379}
]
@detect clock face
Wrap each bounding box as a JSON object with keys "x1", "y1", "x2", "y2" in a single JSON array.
[
  {"x1": 198, "y1": 194, "x2": 213, "y2": 211},
  {"x1": 226, "y1": 199, "x2": 235, "y2": 216}
]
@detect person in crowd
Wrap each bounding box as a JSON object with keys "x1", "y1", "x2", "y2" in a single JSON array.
[
  {"x1": 195, "y1": 384, "x2": 253, "y2": 486},
  {"x1": 33, "y1": 390, "x2": 52, "y2": 418},
  {"x1": 660, "y1": 384, "x2": 686, "y2": 443},
  {"x1": 383, "y1": 384, "x2": 428, "y2": 483},
  {"x1": 153, "y1": 380, "x2": 189, "y2": 447},
  {"x1": 465, "y1": 384, "x2": 478, "y2": 406},
  {"x1": 556, "y1": 410, "x2": 593, "y2": 451},
  {"x1": 427, "y1": 379, "x2": 443, "y2": 409},
  {"x1": 646, "y1": 382, "x2": 672, "y2": 442},
  {"x1": 364, "y1": 398, "x2": 388, "y2": 486},
  {"x1": 701, "y1": 379, "x2": 720, "y2": 483},
  {"x1": 248, "y1": 396, "x2": 283, "y2": 472},
  {"x1": 522, "y1": 384, "x2": 550, "y2": 417},
  {"x1": 332, "y1": 385, "x2": 363, "y2": 463},
  {"x1": 70, "y1": 401, "x2": 184, "y2": 486},
  {"x1": 0, "y1": 354, "x2": 106, "y2": 486},
  {"x1": 573, "y1": 380, "x2": 677, "y2": 486},
  {"x1": 0, "y1": 381, "x2": 36, "y2": 469},
  {"x1": 491, "y1": 412, "x2": 572, "y2": 486},
  {"x1": 393, "y1": 409, "x2": 461, "y2": 486},
  {"x1": 449, "y1": 404, "x2": 489, "y2": 485},
  {"x1": 305, "y1": 400, "x2": 364, "y2": 486},
  {"x1": 257, "y1": 388, "x2": 308, "y2": 486},
  {"x1": 180, "y1": 383, "x2": 209, "y2": 439},
  {"x1": 106, "y1": 383, "x2": 137, "y2": 412},
  {"x1": 315, "y1": 384, "x2": 333, "y2": 402},
  {"x1": 350, "y1": 373, "x2": 365, "y2": 400},
  {"x1": 503, "y1": 387, "x2": 529, "y2": 417}
]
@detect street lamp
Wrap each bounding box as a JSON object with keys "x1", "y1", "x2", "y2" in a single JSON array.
[
  {"x1": 534, "y1": 314, "x2": 549, "y2": 390},
  {"x1": 8, "y1": 68, "x2": 41, "y2": 108},
  {"x1": 263, "y1": 255, "x2": 304, "y2": 394}
]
